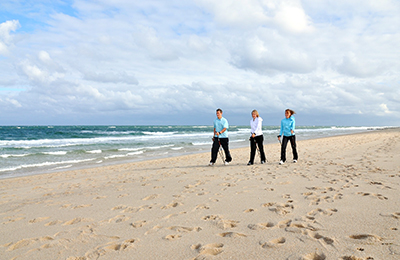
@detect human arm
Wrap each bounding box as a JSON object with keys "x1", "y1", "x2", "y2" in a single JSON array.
[
  {"x1": 278, "y1": 120, "x2": 283, "y2": 141},
  {"x1": 290, "y1": 117, "x2": 295, "y2": 135}
]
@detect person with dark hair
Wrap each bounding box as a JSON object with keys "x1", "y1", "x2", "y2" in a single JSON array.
[
  {"x1": 209, "y1": 108, "x2": 232, "y2": 166},
  {"x1": 278, "y1": 109, "x2": 298, "y2": 165},
  {"x1": 248, "y1": 109, "x2": 266, "y2": 165}
]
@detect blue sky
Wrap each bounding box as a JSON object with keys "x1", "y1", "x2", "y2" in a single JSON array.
[{"x1": 0, "y1": 0, "x2": 399, "y2": 126}]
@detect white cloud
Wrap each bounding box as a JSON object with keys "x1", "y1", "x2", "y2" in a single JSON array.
[
  {"x1": 380, "y1": 103, "x2": 392, "y2": 114},
  {"x1": 273, "y1": 1, "x2": 314, "y2": 33},
  {"x1": 0, "y1": 20, "x2": 20, "y2": 55},
  {"x1": 0, "y1": 0, "x2": 399, "y2": 125},
  {"x1": 83, "y1": 71, "x2": 139, "y2": 85}
]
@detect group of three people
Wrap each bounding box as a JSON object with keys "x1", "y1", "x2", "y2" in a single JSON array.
[{"x1": 209, "y1": 108, "x2": 298, "y2": 166}]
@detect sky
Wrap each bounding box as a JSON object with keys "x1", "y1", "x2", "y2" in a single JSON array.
[{"x1": 0, "y1": 0, "x2": 399, "y2": 126}]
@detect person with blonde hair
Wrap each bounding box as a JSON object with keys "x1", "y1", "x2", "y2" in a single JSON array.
[
  {"x1": 248, "y1": 109, "x2": 266, "y2": 165},
  {"x1": 277, "y1": 109, "x2": 298, "y2": 165}
]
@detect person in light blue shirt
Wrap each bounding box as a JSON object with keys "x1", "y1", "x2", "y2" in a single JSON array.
[
  {"x1": 277, "y1": 109, "x2": 298, "y2": 164},
  {"x1": 209, "y1": 108, "x2": 232, "y2": 165}
]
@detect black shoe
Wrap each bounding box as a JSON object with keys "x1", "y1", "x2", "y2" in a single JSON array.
[{"x1": 247, "y1": 162, "x2": 253, "y2": 165}]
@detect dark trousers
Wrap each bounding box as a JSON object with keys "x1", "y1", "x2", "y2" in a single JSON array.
[
  {"x1": 210, "y1": 138, "x2": 232, "y2": 163},
  {"x1": 281, "y1": 135, "x2": 298, "y2": 162},
  {"x1": 249, "y1": 135, "x2": 266, "y2": 163}
]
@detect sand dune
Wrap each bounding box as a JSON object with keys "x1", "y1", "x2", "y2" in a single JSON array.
[{"x1": 1, "y1": 129, "x2": 399, "y2": 259}]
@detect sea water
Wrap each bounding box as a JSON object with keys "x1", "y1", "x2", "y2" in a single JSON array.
[{"x1": 0, "y1": 125, "x2": 387, "y2": 179}]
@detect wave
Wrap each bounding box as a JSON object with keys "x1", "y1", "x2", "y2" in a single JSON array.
[
  {"x1": 1, "y1": 153, "x2": 31, "y2": 158},
  {"x1": 0, "y1": 158, "x2": 96, "y2": 172},
  {"x1": 118, "y1": 148, "x2": 142, "y2": 152},
  {"x1": 143, "y1": 131, "x2": 177, "y2": 135},
  {"x1": 192, "y1": 142, "x2": 211, "y2": 146},
  {"x1": 145, "y1": 144, "x2": 174, "y2": 150},
  {"x1": 104, "y1": 150, "x2": 144, "y2": 159},
  {"x1": 42, "y1": 151, "x2": 68, "y2": 155},
  {"x1": 86, "y1": 150, "x2": 102, "y2": 154}
]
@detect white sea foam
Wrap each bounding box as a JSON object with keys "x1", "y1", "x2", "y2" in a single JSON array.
[
  {"x1": 145, "y1": 144, "x2": 174, "y2": 150},
  {"x1": 1, "y1": 153, "x2": 30, "y2": 158},
  {"x1": 231, "y1": 139, "x2": 246, "y2": 143},
  {"x1": 43, "y1": 151, "x2": 67, "y2": 155},
  {"x1": 86, "y1": 150, "x2": 102, "y2": 154},
  {"x1": 171, "y1": 147, "x2": 183, "y2": 150},
  {"x1": 51, "y1": 165, "x2": 73, "y2": 170},
  {"x1": 127, "y1": 151, "x2": 144, "y2": 156},
  {"x1": 104, "y1": 154, "x2": 128, "y2": 159},
  {"x1": 0, "y1": 158, "x2": 96, "y2": 172},
  {"x1": 143, "y1": 131, "x2": 177, "y2": 135},
  {"x1": 192, "y1": 142, "x2": 211, "y2": 146},
  {"x1": 118, "y1": 148, "x2": 141, "y2": 152}
]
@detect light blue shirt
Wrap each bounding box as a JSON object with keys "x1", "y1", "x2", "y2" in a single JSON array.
[
  {"x1": 280, "y1": 116, "x2": 295, "y2": 137},
  {"x1": 214, "y1": 117, "x2": 229, "y2": 138}
]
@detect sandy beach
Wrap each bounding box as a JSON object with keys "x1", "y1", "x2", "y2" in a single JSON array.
[{"x1": 1, "y1": 129, "x2": 399, "y2": 260}]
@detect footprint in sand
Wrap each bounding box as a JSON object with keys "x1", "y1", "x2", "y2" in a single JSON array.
[
  {"x1": 144, "y1": 225, "x2": 163, "y2": 235},
  {"x1": 308, "y1": 232, "x2": 335, "y2": 245},
  {"x1": 45, "y1": 220, "x2": 62, "y2": 226},
  {"x1": 202, "y1": 215, "x2": 239, "y2": 229},
  {"x1": 167, "y1": 226, "x2": 202, "y2": 232},
  {"x1": 307, "y1": 208, "x2": 338, "y2": 217},
  {"x1": 302, "y1": 251, "x2": 326, "y2": 260},
  {"x1": 248, "y1": 222, "x2": 275, "y2": 230},
  {"x1": 29, "y1": 217, "x2": 51, "y2": 223},
  {"x1": 131, "y1": 220, "x2": 147, "y2": 228},
  {"x1": 338, "y1": 256, "x2": 374, "y2": 260},
  {"x1": 286, "y1": 222, "x2": 320, "y2": 232},
  {"x1": 193, "y1": 204, "x2": 210, "y2": 210},
  {"x1": 191, "y1": 243, "x2": 224, "y2": 257},
  {"x1": 349, "y1": 234, "x2": 383, "y2": 242},
  {"x1": 142, "y1": 194, "x2": 160, "y2": 200},
  {"x1": 356, "y1": 192, "x2": 388, "y2": 200},
  {"x1": 163, "y1": 211, "x2": 186, "y2": 219},
  {"x1": 380, "y1": 212, "x2": 400, "y2": 219},
  {"x1": 2, "y1": 215, "x2": 26, "y2": 224},
  {"x1": 82, "y1": 239, "x2": 137, "y2": 259},
  {"x1": 161, "y1": 201, "x2": 182, "y2": 209},
  {"x1": 7, "y1": 236, "x2": 54, "y2": 251},
  {"x1": 108, "y1": 215, "x2": 130, "y2": 223},
  {"x1": 260, "y1": 237, "x2": 286, "y2": 248},
  {"x1": 218, "y1": 232, "x2": 247, "y2": 238},
  {"x1": 262, "y1": 202, "x2": 293, "y2": 215},
  {"x1": 163, "y1": 234, "x2": 182, "y2": 240},
  {"x1": 63, "y1": 217, "x2": 91, "y2": 226},
  {"x1": 104, "y1": 239, "x2": 136, "y2": 250}
]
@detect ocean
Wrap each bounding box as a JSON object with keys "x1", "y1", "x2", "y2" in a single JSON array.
[{"x1": 0, "y1": 125, "x2": 386, "y2": 179}]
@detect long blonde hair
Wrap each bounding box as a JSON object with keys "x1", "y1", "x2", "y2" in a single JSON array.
[{"x1": 251, "y1": 110, "x2": 259, "y2": 117}]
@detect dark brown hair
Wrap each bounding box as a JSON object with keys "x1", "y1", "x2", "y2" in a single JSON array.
[{"x1": 285, "y1": 109, "x2": 296, "y2": 116}]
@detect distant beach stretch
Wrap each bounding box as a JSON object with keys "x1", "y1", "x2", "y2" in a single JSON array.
[{"x1": 0, "y1": 128, "x2": 399, "y2": 259}]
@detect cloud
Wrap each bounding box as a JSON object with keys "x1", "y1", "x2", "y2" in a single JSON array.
[
  {"x1": 83, "y1": 71, "x2": 139, "y2": 85},
  {"x1": 0, "y1": 20, "x2": 20, "y2": 55},
  {"x1": 380, "y1": 103, "x2": 392, "y2": 114},
  {"x1": 134, "y1": 26, "x2": 180, "y2": 61},
  {"x1": 230, "y1": 33, "x2": 316, "y2": 74},
  {"x1": 272, "y1": 1, "x2": 314, "y2": 34},
  {"x1": 0, "y1": 0, "x2": 399, "y2": 125}
]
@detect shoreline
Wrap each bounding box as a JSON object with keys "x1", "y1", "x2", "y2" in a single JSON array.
[
  {"x1": 1, "y1": 128, "x2": 399, "y2": 259},
  {"x1": 2, "y1": 127, "x2": 397, "y2": 181}
]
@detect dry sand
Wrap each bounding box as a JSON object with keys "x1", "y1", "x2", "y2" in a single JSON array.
[{"x1": 1, "y1": 129, "x2": 399, "y2": 260}]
